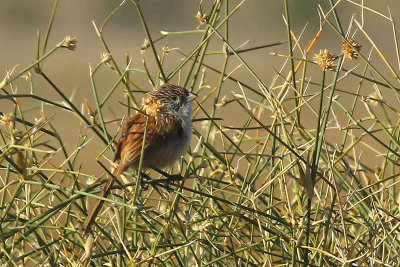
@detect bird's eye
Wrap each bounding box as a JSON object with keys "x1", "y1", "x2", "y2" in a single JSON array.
[{"x1": 171, "y1": 95, "x2": 178, "y2": 101}]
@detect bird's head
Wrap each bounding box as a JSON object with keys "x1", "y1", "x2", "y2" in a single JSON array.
[{"x1": 144, "y1": 84, "x2": 197, "y2": 118}]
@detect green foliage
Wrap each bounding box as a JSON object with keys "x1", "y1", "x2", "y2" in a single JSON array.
[{"x1": 1, "y1": 0, "x2": 400, "y2": 265}]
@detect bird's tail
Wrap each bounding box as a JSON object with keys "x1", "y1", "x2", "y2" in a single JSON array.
[
  {"x1": 83, "y1": 165, "x2": 124, "y2": 234},
  {"x1": 112, "y1": 164, "x2": 125, "y2": 177}
]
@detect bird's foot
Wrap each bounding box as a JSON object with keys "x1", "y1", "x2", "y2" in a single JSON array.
[
  {"x1": 166, "y1": 174, "x2": 183, "y2": 181},
  {"x1": 140, "y1": 172, "x2": 152, "y2": 190}
]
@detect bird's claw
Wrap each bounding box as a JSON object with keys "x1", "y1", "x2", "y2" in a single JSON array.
[
  {"x1": 141, "y1": 179, "x2": 149, "y2": 190},
  {"x1": 167, "y1": 174, "x2": 183, "y2": 181}
]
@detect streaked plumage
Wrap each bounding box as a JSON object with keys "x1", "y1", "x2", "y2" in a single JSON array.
[{"x1": 83, "y1": 84, "x2": 196, "y2": 234}]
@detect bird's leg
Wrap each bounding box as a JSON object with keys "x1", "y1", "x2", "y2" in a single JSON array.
[
  {"x1": 140, "y1": 172, "x2": 152, "y2": 190},
  {"x1": 149, "y1": 166, "x2": 184, "y2": 191}
]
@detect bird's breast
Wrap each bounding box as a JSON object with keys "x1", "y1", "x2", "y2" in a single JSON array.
[
  {"x1": 144, "y1": 116, "x2": 192, "y2": 169},
  {"x1": 145, "y1": 131, "x2": 191, "y2": 168}
]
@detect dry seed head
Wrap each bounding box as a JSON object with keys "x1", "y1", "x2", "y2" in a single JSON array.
[
  {"x1": 161, "y1": 44, "x2": 178, "y2": 55},
  {"x1": 201, "y1": 120, "x2": 210, "y2": 130},
  {"x1": 313, "y1": 49, "x2": 336, "y2": 71},
  {"x1": 61, "y1": 36, "x2": 77, "y2": 51},
  {"x1": 140, "y1": 38, "x2": 150, "y2": 52},
  {"x1": 32, "y1": 117, "x2": 44, "y2": 135},
  {"x1": 366, "y1": 92, "x2": 382, "y2": 107},
  {"x1": 101, "y1": 53, "x2": 112, "y2": 64},
  {"x1": 22, "y1": 72, "x2": 31, "y2": 80},
  {"x1": 232, "y1": 133, "x2": 241, "y2": 143},
  {"x1": 162, "y1": 44, "x2": 170, "y2": 55},
  {"x1": 86, "y1": 176, "x2": 100, "y2": 186},
  {"x1": 342, "y1": 38, "x2": 361, "y2": 60},
  {"x1": 0, "y1": 66, "x2": 16, "y2": 89},
  {"x1": 223, "y1": 43, "x2": 229, "y2": 57},
  {"x1": 142, "y1": 97, "x2": 164, "y2": 116},
  {"x1": 0, "y1": 113, "x2": 13, "y2": 127},
  {"x1": 192, "y1": 220, "x2": 212, "y2": 232},
  {"x1": 216, "y1": 95, "x2": 228, "y2": 109},
  {"x1": 84, "y1": 98, "x2": 94, "y2": 117},
  {"x1": 195, "y1": 11, "x2": 209, "y2": 24}
]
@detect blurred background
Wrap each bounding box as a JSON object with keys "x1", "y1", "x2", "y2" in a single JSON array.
[{"x1": 1, "y1": 0, "x2": 399, "y2": 176}]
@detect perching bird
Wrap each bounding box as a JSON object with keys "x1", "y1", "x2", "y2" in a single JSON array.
[{"x1": 83, "y1": 84, "x2": 197, "y2": 234}]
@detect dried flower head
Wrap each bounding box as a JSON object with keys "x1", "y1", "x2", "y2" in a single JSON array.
[
  {"x1": 342, "y1": 38, "x2": 361, "y2": 60},
  {"x1": 142, "y1": 97, "x2": 165, "y2": 116},
  {"x1": 232, "y1": 133, "x2": 241, "y2": 143},
  {"x1": 313, "y1": 49, "x2": 336, "y2": 71},
  {"x1": 216, "y1": 95, "x2": 228, "y2": 109},
  {"x1": 32, "y1": 117, "x2": 44, "y2": 135},
  {"x1": 0, "y1": 66, "x2": 16, "y2": 90},
  {"x1": 366, "y1": 92, "x2": 382, "y2": 107},
  {"x1": 195, "y1": 11, "x2": 209, "y2": 25},
  {"x1": 161, "y1": 44, "x2": 178, "y2": 55},
  {"x1": 201, "y1": 120, "x2": 210, "y2": 130},
  {"x1": 192, "y1": 219, "x2": 212, "y2": 233},
  {"x1": 84, "y1": 98, "x2": 94, "y2": 117},
  {"x1": 0, "y1": 113, "x2": 13, "y2": 127},
  {"x1": 101, "y1": 52, "x2": 112, "y2": 64},
  {"x1": 22, "y1": 72, "x2": 31, "y2": 80},
  {"x1": 223, "y1": 43, "x2": 230, "y2": 57},
  {"x1": 140, "y1": 39, "x2": 150, "y2": 53},
  {"x1": 60, "y1": 36, "x2": 77, "y2": 51}
]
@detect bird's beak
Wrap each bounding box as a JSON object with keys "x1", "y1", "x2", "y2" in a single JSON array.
[{"x1": 187, "y1": 92, "x2": 198, "y2": 102}]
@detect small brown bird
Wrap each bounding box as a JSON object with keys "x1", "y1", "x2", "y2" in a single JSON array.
[{"x1": 83, "y1": 84, "x2": 197, "y2": 234}]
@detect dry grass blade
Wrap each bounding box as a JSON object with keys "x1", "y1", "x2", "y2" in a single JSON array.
[{"x1": 1, "y1": 0, "x2": 400, "y2": 266}]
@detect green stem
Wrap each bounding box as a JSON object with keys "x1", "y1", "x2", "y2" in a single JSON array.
[{"x1": 130, "y1": 0, "x2": 167, "y2": 83}]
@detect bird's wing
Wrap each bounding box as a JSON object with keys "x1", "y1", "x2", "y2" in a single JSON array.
[
  {"x1": 113, "y1": 114, "x2": 185, "y2": 175},
  {"x1": 114, "y1": 113, "x2": 154, "y2": 168},
  {"x1": 114, "y1": 114, "x2": 140, "y2": 162}
]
